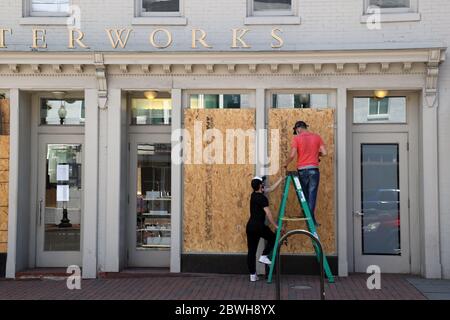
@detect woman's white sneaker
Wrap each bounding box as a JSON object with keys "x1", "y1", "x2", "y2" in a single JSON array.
[
  {"x1": 258, "y1": 255, "x2": 272, "y2": 265},
  {"x1": 250, "y1": 274, "x2": 259, "y2": 282}
]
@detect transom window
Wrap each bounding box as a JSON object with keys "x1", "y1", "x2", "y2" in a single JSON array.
[
  {"x1": 250, "y1": 0, "x2": 294, "y2": 16},
  {"x1": 189, "y1": 94, "x2": 251, "y2": 109},
  {"x1": 137, "y1": 0, "x2": 181, "y2": 16},
  {"x1": 29, "y1": 0, "x2": 70, "y2": 16},
  {"x1": 353, "y1": 97, "x2": 407, "y2": 124},
  {"x1": 271, "y1": 93, "x2": 330, "y2": 109},
  {"x1": 131, "y1": 91, "x2": 172, "y2": 125},
  {"x1": 366, "y1": 0, "x2": 416, "y2": 13},
  {"x1": 40, "y1": 98, "x2": 85, "y2": 126}
]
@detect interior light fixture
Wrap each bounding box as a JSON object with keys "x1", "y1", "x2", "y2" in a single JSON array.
[
  {"x1": 144, "y1": 91, "x2": 158, "y2": 100},
  {"x1": 374, "y1": 90, "x2": 389, "y2": 99},
  {"x1": 52, "y1": 91, "x2": 67, "y2": 100}
]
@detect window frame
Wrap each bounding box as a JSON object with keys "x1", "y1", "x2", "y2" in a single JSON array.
[
  {"x1": 364, "y1": 0, "x2": 418, "y2": 14},
  {"x1": 248, "y1": 0, "x2": 297, "y2": 17},
  {"x1": 367, "y1": 98, "x2": 390, "y2": 121},
  {"x1": 39, "y1": 97, "x2": 86, "y2": 127},
  {"x1": 25, "y1": 0, "x2": 71, "y2": 17},
  {"x1": 352, "y1": 96, "x2": 408, "y2": 124},
  {"x1": 136, "y1": 0, "x2": 183, "y2": 17}
]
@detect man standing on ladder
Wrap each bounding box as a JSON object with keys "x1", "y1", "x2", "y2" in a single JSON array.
[{"x1": 284, "y1": 121, "x2": 327, "y2": 227}]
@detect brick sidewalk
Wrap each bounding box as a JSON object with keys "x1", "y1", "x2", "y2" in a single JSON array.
[{"x1": 0, "y1": 273, "x2": 426, "y2": 300}]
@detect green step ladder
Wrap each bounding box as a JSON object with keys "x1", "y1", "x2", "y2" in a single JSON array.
[{"x1": 267, "y1": 171, "x2": 335, "y2": 283}]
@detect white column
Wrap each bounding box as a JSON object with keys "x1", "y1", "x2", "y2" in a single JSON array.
[
  {"x1": 171, "y1": 88, "x2": 182, "y2": 273},
  {"x1": 255, "y1": 88, "x2": 266, "y2": 275},
  {"x1": 104, "y1": 89, "x2": 123, "y2": 272},
  {"x1": 337, "y1": 87, "x2": 348, "y2": 277},
  {"x1": 5, "y1": 89, "x2": 19, "y2": 279},
  {"x1": 422, "y1": 96, "x2": 442, "y2": 279},
  {"x1": 82, "y1": 89, "x2": 99, "y2": 279},
  {"x1": 255, "y1": 88, "x2": 266, "y2": 176}
]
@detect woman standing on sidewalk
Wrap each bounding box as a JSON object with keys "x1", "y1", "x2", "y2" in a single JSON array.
[{"x1": 246, "y1": 176, "x2": 282, "y2": 282}]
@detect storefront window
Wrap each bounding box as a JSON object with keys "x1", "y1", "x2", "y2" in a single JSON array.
[
  {"x1": 40, "y1": 98, "x2": 85, "y2": 126},
  {"x1": 189, "y1": 94, "x2": 250, "y2": 109},
  {"x1": 353, "y1": 97, "x2": 407, "y2": 124},
  {"x1": 131, "y1": 91, "x2": 172, "y2": 125},
  {"x1": 272, "y1": 93, "x2": 330, "y2": 109},
  {"x1": 136, "y1": 144, "x2": 171, "y2": 249}
]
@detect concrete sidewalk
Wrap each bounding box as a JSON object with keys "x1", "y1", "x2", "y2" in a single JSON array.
[
  {"x1": 0, "y1": 273, "x2": 428, "y2": 300},
  {"x1": 407, "y1": 278, "x2": 450, "y2": 300}
]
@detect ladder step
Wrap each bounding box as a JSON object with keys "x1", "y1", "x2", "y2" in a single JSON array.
[
  {"x1": 282, "y1": 217, "x2": 310, "y2": 222},
  {"x1": 268, "y1": 173, "x2": 335, "y2": 284}
]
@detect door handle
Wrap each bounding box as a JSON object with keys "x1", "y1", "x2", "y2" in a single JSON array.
[
  {"x1": 39, "y1": 200, "x2": 43, "y2": 226},
  {"x1": 353, "y1": 210, "x2": 364, "y2": 217}
]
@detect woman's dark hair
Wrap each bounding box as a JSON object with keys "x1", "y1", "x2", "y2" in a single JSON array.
[{"x1": 251, "y1": 179, "x2": 263, "y2": 191}]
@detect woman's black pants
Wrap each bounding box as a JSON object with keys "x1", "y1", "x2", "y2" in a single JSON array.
[{"x1": 246, "y1": 223, "x2": 276, "y2": 274}]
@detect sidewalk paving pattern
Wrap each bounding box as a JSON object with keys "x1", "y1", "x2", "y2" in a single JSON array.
[
  {"x1": 407, "y1": 278, "x2": 450, "y2": 300},
  {"x1": 0, "y1": 273, "x2": 428, "y2": 300}
]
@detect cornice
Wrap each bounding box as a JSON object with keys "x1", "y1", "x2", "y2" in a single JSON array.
[{"x1": 0, "y1": 48, "x2": 445, "y2": 108}]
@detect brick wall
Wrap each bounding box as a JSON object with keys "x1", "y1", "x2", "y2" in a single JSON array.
[{"x1": 0, "y1": 99, "x2": 9, "y2": 254}]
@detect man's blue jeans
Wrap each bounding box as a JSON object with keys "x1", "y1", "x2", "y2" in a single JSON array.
[{"x1": 298, "y1": 168, "x2": 320, "y2": 225}]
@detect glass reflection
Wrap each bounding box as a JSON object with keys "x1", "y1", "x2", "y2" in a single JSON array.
[
  {"x1": 361, "y1": 144, "x2": 401, "y2": 255},
  {"x1": 44, "y1": 144, "x2": 82, "y2": 252},
  {"x1": 136, "y1": 144, "x2": 172, "y2": 249},
  {"x1": 353, "y1": 97, "x2": 406, "y2": 124},
  {"x1": 40, "y1": 99, "x2": 85, "y2": 126}
]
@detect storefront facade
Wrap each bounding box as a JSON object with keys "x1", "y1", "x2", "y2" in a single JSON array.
[{"x1": 1, "y1": 0, "x2": 449, "y2": 279}]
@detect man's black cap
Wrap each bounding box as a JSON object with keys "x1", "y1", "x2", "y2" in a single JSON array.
[{"x1": 293, "y1": 121, "x2": 309, "y2": 135}]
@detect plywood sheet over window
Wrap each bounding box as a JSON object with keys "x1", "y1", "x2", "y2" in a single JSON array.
[
  {"x1": 0, "y1": 98, "x2": 9, "y2": 254},
  {"x1": 183, "y1": 109, "x2": 255, "y2": 253},
  {"x1": 269, "y1": 108, "x2": 336, "y2": 254}
]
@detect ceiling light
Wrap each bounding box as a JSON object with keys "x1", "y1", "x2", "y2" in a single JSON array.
[
  {"x1": 144, "y1": 91, "x2": 158, "y2": 100},
  {"x1": 52, "y1": 91, "x2": 67, "y2": 100},
  {"x1": 374, "y1": 90, "x2": 389, "y2": 99}
]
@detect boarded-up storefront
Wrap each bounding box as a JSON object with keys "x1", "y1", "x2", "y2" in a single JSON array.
[
  {"x1": 183, "y1": 107, "x2": 335, "y2": 255},
  {"x1": 0, "y1": 98, "x2": 9, "y2": 254},
  {"x1": 269, "y1": 109, "x2": 335, "y2": 254},
  {"x1": 183, "y1": 109, "x2": 255, "y2": 253}
]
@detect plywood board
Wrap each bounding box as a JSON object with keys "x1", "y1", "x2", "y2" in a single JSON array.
[
  {"x1": 0, "y1": 183, "x2": 8, "y2": 208},
  {"x1": 0, "y1": 99, "x2": 9, "y2": 136},
  {"x1": 0, "y1": 136, "x2": 9, "y2": 159},
  {"x1": 0, "y1": 207, "x2": 7, "y2": 231},
  {"x1": 268, "y1": 109, "x2": 336, "y2": 254},
  {"x1": 0, "y1": 99, "x2": 8, "y2": 253},
  {"x1": 0, "y1": 159, "x2": 8, "y2": 171},
  {"x1": 184, "y1": 109, "x2": 255, "y2": 253}
]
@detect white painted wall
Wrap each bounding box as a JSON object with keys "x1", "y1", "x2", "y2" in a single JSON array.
[{"x1": 0, "y1": 0, "x2": 449, "y2": 278}]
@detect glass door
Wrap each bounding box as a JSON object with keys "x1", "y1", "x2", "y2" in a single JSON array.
[
  {"x1": 128, "y1": 135, "x2": 171, "y2": 267},
  {"x1": 352, "y1": 133, "x2": 410, "y2": 273},
  {"x1": 36, "y1": 135, "x2": 83, "y2": 267}
]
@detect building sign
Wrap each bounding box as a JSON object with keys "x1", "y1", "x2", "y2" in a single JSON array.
[{"x1": 0, "y1": 28, "x2": 284, "y2": 50}]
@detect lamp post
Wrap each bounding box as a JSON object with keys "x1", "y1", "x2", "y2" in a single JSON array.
[
  {"x1": 58, "y1": 200, "x2": 72, "y2": 228},
  {"x1": 58, "y1": 102, "x2": 67, "y2": 125}
]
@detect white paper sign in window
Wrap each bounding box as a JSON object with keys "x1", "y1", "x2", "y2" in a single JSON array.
[
  {"x1": 57, "y1": 185, "x2": 70, "y2": 202},
  {"x1": 57, "y1": 164, "x2": 70, "y2": 182}
]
